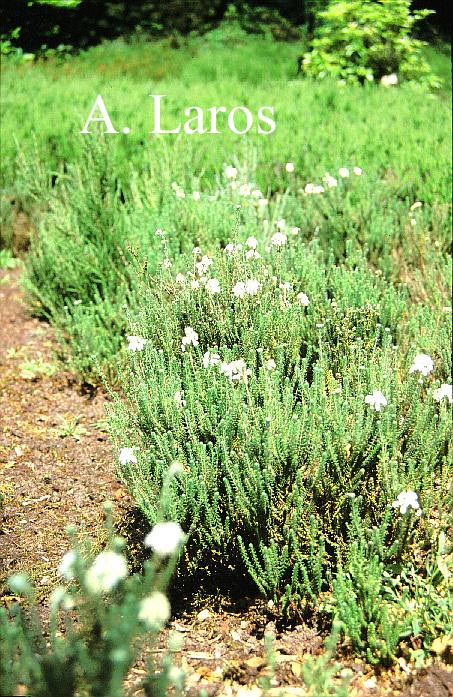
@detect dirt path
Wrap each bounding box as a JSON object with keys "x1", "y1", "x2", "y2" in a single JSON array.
[
  {"x1": 0, "y1": 266, "x2": 129, "y2": 594},
  {"x1": 0, "y1": 268, "x2": 451, "y2": 697}
]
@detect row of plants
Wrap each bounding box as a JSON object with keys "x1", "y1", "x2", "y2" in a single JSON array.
[{"x1": 9, "y1": 142, "x2": 450, "y2": 672}]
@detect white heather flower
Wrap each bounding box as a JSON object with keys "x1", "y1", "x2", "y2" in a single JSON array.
[
  {"x1": 409, "y1": 353, "x2": 434, "y2": 377},
  {"x1": 239, "y1": 183, "x2": 252, "y2": 197},
  {"x1": 175, "y1": 273, "x2": 185, "y2": 284},
  {"x1": 305, "y1": 183, "x2": 324, "y2": 194},
  {"x1": 353, "y1": 166, "x2": 363, "y2": 175},
  {"x1": 224, "y1": 165, "x2": 237, "y2": 179},
  {"x1": 191, "y1": 279, "x2": 200, "y2": 290},
  {"x1": 144, "y1": 521, "x2": 185, "y2": 556},
  {"x1": 138, "y1": 592, "x2": 171, "y2": 629},
  {"x1": 85, "y1": 551, "x2": 128, "y2": 594},
  {"x1": 365, "y1": 390, "x2": 388, "y2": 412},
  {"x1": 276, "y1": 218, "x2": 286, "y2": 230},
  {"x1": 323, "y1": 173, "x2": 338, "y2": 188},
  {"x1": 181, "y1": 326, "x2": 199, "y2": 351},
  {"x1": 285, "y1": 162, "x2": 295, "y2": 173},
  {"x1": 246, "y1": 236, "x2": 258, "y2": 249},
  {"x1": 271, "y1": 232, "x2": 287, "y2": 247},
  {"x1": 245, "y1": 279, "x2": 261, "y2": 295},
  {"x1": 265, "y1": 359, "x2": 276, "y2": 370},
  {"x1": 296, "y1": 292, "x2": 310, "y2": 307},
  {"x1": 392, "y1": 491, "x2": 421, "y2": 516},
  {"x1": 257, "y1": 198, "x2": 268, "y2": 208},
  {"x1": 280, "y1": 282, "x2": 292, "y2": 291},
  {"x1": 433, "y1": 384, "x2": 452, "y2": 404},
  {"x1": 195, "y1": 254, "x2": 213, "y2": 276},
  {"x1": 192, "y1": 191, "x2": 201, "y2": 201},
  {"x1": 339, "y1": 167, "x2": 350, "y2": 178},
  {"x1": 381, "y1": 73, "x2": 398, "y2": 87},
  {"x1": 175, "y1": 188, "x2": 185, "y2": 199},
  {"x1": 119, "y1": 447, "x2": 137, "y2": 466},
  {"x1": 155, "y1": 228, "x2": 165, "y2": 237},
  {"x1": 251, "y1": 189, "x2": 263, "y2": 198},
  {"x1": 127, "y1": 335, "x2": 146, "y2": 351},
  {"x1": 410, "y1": 201, "x2": 422, "y2": 211},
  {"x1": 203, "y1": 351, "x2": 221, "y2": 368},
  {"x1": 168, "y1": 461, "x2": 184, "y2": 476},
  {"x1": 174, "y1": 390, "x2": 186, "y2": 408},
  {"x1": 246, "y1": 249, "x2": 261, "y2": 260},
  {"x1": 171, "y1": 182, "x2": 179, "y2": 191},
  {"x1": 291, "y1": 226, "x2": 300, "y2": 235},
  {"x1": 205, "y1": 278, "x2": 221, "y2": 295},
  {"x1": 58, "y1": 551, "x2": 77, "y2": 580},
  {"x1": 162, "y1": 259, "x2": 172, "y2": 269},
  {"x1": 50, "y1": 587, "x2": 74, "y2": 611},
  {"x1": 224, "y1": 243, "x2": 237, "y2": 256},
  {"x1": 220, "y1": 359, "x2": 251, "y2": 382},
  {"x1": 232, "y1": 281, "x2": 247, "y2": 298},
  {"x1": 192, "y1": 246, "x2": 201, "y2": 255}
]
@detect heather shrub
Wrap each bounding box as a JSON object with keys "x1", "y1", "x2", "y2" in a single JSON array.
[{"x1": 108, "y1": 229, "x2": 451, "y2": 611}]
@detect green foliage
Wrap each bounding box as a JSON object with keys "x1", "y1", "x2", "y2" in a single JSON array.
[
  {"x1": 332, "y1": 522, "x2": 453, "y2": 666},
  {"x1": 0, "y1": 500, "x2": 185, "y2": 697},
  {"x1": 386, "y1": 531, "x2": 453, "y2": 665},
  {"x1": 0, "y1": 249, "x2": 19, "y2": 269},
  {"x1": 302, "y1": 0, "x2": 440, "y2": 86},
  {"x1": 331, "y1": 503, "x2": 406, "y2": 665},
  {"x1": 222, "y1": 3, "x2": 302, "y2": 41}
]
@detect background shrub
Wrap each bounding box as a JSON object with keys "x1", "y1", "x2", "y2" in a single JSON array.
[{"x1": 302, "y1": 0, "x2": 439, "y2": 86}]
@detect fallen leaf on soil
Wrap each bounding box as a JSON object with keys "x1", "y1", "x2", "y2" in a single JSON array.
[
  {"x1": 291, "y1": 661, "x2": 303, "y2": 678},
  {"x1": 244, "y1": 657, "x2": 265, "y2": 669}
]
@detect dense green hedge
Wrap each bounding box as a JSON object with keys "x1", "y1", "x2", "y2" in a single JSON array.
[{"x1": 1, "y1": 0, "x2": 448, "y2": 52}]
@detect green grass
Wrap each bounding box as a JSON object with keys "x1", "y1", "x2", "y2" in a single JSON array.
[{"x1": 1, "y1": 35, "x2": 451, "y2": 198}]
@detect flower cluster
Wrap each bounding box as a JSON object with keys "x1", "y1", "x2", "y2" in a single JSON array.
[
  {"x1": 365, "y1": 390, "x2": 388, "y2": 412},
  {"x1": 232, "y1": 279, "x2": 261, "y2": 298},
  {"x1": 392, "y1": 491, "x2": 422, "y2": 516},
  {"x1": 219, "y1": 358, "x2": 252, "y2": 382},
  {"x1": 127, "y1": 335, "x2": 146, "y2": 352},
  {"x1": 304, "y1": 166, "x2": 362, "y2": 195},
  {"x1": 181, "y1": 326, "x2": 199, "y2": 351},
  {"x1": 409, "y1": 353, "x2": 434, "y2": 377},
  {"x1": 144, "y1": 521, "x2": 185, "y2": 557},
  {"x1": 433, "y1": 383, "x2": 452, "y2": 404}
]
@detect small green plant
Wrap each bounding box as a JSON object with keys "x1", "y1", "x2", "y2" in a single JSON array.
[
  {"x1": 0, "y1": 491, "x2": 186, "y2": 697},
  {"x1": 302, "y1": 627, "x2": 350, "y2": 696},
  {"x1": 20, "y1": 357, "x2": 58, "y2": 380},
  {"x1": 302, "y1": 0, "x2": 439, "y2": 86},
  {"x1": 55, "y1": 416, "x2": 90, "y2": 441},
  {"x1": 0, "y1": 249, "x2": 19, "y2": 269}
]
